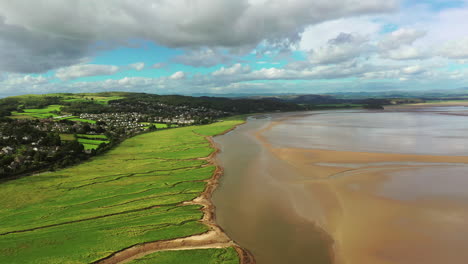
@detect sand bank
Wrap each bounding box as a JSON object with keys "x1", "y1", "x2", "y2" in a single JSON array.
[{"x1": 256, "y1": 117, "x2": 468, "y2": 264}]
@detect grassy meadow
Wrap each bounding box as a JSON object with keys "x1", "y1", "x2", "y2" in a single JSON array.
[
  {"x1": 128, "y1": 248, "x2": 239, "y2": 264},
  {"x1": 76, "y1": 135, "x2": 110, "y2": 150},
  {"x1": 0, "y1": 118, "x2": 244, "y2": 264},
  {"x1": 7, "y1": 93, "x2": 124, "y2": 120},
  {"x1": 11, "y1": 105, "x2": 63, "y2": 119}
]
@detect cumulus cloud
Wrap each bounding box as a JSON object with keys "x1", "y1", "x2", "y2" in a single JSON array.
[
  {"x1": 0, "y1": 18, "x2": 90, "y2": 73},
  {"x1": 55, "y1": 64, "x2": 120, "y2": 80},
  {"x1": 299, "y1": 17, "x2": 381, "y2": 51},
  {"x1": 129, "y1": 62, "x2": 145, "y2": 71},
  {"x1": 379, "y1": 28, "x2": 426, "y2": 50},
  {"x1": 152, "y1": 63, "x2": 166, "y2": 69},
  {"x1": 170, "y1": 71, "x2": 185, "y2": 80},
  {"x1": 173, "y1": 48, "x2": 232, "y2": 67},
  {"x1": 0, "y1": 0, "x2": 397, "y2": 73},
  {"x1": 384, "y1": 46, "x2": 428, "y2": 60},
  {"x1": 2, "y1": 0, "x2": 468, "y2": 96},
  {"x1": 4, "y1": 74, "x2": 48, "y2": 86},
  {"x1": 308, "y1": 33, "x2": 372, "y2": 64},
  {"x1": 439, "y1": 38, "x2": 468, "y2": 59},
  {"x1": 401, "y1": 65, "x2": 425, "y2": 75},
  {"x1": 212, "y1": 63, "x2": 251, "y2": 76}
]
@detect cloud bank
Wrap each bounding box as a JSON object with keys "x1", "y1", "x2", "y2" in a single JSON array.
[{"x1": 0, "y1": 0, "x2": 397, "y2": 73}]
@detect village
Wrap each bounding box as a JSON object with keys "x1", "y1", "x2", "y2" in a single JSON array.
[{"x1": 0, "y1": 104, "x2": 226, "y2": 179}]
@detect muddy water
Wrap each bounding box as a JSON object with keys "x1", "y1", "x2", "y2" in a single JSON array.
[
  {"x1": 212, "y1": 107, "x2": 468, "y2": 264},
  {"x1": 212, "y1": 116, "x2": 334, "y2": 264}
]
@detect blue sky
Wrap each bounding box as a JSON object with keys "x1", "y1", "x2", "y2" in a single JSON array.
[{"x1": 0, "y1": 0, "x2": 467, "y2": 97}]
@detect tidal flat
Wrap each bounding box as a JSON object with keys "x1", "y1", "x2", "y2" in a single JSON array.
[{"x1": 213, "y1": 107, "x2": 468, "y2": 264}]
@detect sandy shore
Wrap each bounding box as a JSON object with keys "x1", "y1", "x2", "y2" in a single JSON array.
[
  {"x1": 255, "y1": 116, "x2": 468, "y2": 264},
  {"x1": 387, "y1": 101, "x2": 468, "y2": 108}
]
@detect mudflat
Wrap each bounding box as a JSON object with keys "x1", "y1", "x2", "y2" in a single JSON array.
[{"x1": 213, "y1": 107, "x2": 468, "y2": 264}]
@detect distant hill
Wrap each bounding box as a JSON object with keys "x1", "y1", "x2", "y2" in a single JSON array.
[{"x1": 0, "y1": 92, "x2": 303, "y2": 119}]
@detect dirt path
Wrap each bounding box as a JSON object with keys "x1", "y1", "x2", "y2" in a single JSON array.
[{"x1": 95, "y1": 129, "x2": 255, "y2": 264}]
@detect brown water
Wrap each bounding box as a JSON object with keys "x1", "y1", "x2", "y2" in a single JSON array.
[{"x1": 212, "y1": 108, "x2": 468, "y2": 264}]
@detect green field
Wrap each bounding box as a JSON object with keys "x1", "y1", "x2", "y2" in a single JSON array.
[
  {"x1": 76, "y1": 134, "x2": 108, "y2": 140},
  {"x1": 68, "y1": 118, "x2": 97, "y2": 124},
  {"x1": 76, "y1": 135, "x2": 109, "y2": 150},
  {"x1": 129, "y1": 248, "x2": 239, "y2": 264},
  {"x1": 62, "y1": 95, "x2": 124, "y2": 104},
  {"x1": 59, "y1": 134, "x2": 76, "y2": 141},
  {"x1": 140, "y1": 122, "x2": 171, "y2": 129},
  {"x1": 56, "y1": 116, "x2": 98, "y2": 124},
  {"x1": 60, "y1": 134, "x2": 108, "y2": 149},
  {"x1": 7, "y1": 93, "x2": 127, "y2": 120},
  {"x1": 0, "y1": 117, "x2": 244, "y2": 264},
  {"x1": 11, "y1": 105, "x2": 63, "y2": 119},
  {"x1": 77, "y1": 138, "x2": 109, "y2": 150}
]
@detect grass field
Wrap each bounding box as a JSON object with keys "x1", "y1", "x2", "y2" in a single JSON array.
[
  {"x1": 76, "y1": 134, "x2": 108, "y2": 140},
  {"x1": 128, "y1": 248, "x2": 239, "y2": 264},
  {"x1": 11, "y1": 105, "x2": 63, "y2": 119},
  {"x1": 59, "y1": 134, "x2": 76, "y2": 141},
  {"x1": 140, "y1": 122, "x2": 172, "y2": 129},
  {"x1": 68, "y1": 118, "x2": 97, "y2": 124},
  {"x1": 0, "y1": 117, "x2": 244, "y2": 264},
  {"x1": 62, "y1": 95, "x2": 124, "y2": 104},
  {"x1": 413, "y1": 100, "x2": 468, "y2": 105},
  {"x1": 76, "y1": 135, "x2": 109, "y2": 150},
  {"x1": 7, "y1": 93, "x2": 126, "y2": 120},
  {"x1": 77, "y1": 138, "x2": 109, "y2": 150}
]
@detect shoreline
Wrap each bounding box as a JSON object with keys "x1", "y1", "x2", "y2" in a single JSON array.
[{"x1": 95, "y1": 120, "x2": 254, "y2": 264}]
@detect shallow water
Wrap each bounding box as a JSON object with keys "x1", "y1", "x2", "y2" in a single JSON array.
[
  {"x1": 265, "y1": 108, "x2": 468, "y2": 155},
  {"x1": 213, "y1": 108, "x2": 468, "y2": 264},
  {"x1": 212, "y1": 117, "x2": 334, "y2": 264}
]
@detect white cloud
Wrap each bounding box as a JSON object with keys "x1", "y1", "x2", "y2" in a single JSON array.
[
  {"x1": 379, "y1": 28, "x2": 426, "y2": 50},
  {"x1": 212, "y1": 63, "x2": 251, "y2": 76},
  {"x1": 174, "y1": 48, "x2": 232, "y2": 67},
  {"x1": 55, "y1": 64, "x2": 119, "y2": 80},
  {"x1": 4, "y1": 74, "x2": 48, "y2": 85},
  {"x1": 169, "y1": 71, "x2": 185, "y2": 80},
  {"x1": 152, "y1": 63, "x2": 166, "y2": 69},
  {"x1": 401, "y1": 65, "x2": 425, "y2": 75},
  {"x1": 129, "y1": 62, "x2": 145, "y2": 71},
  {"x1": 300, "y1": 17, "x2": 381, "y2": 51},
  {"x1": 384, "y1": 46, "x2": 428, "y2": 60},
  {"x1": 439, "y1": 37, "x2": 468, "y2": 59},
  {"x1": 308, "y1": 33, "x2": 371, "y2": 65}
]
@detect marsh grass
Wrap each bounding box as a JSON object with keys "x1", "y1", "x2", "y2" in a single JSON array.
[{"x1": 0, "y1": 117, "x2": 244, "y2": 264}]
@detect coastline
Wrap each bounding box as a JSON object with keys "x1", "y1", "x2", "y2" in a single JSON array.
[{"x1": 96, "y1": 119, "x2": 254, "y2": 264}]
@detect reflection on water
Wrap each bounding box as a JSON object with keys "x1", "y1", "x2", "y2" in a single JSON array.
[
  {"x1": 266, "y1": 108, "x2": 468, "y2": 155},
  {"x1": 213, "y1": 107, "x2": 468, "y2": 264},
  {"x1": 380, "y1": 166, "x2": 468, "y2": 200}
]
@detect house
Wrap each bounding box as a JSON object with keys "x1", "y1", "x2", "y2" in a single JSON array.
[{"x1": 1, "y1": 146, "x2": 13, "y2": 155}]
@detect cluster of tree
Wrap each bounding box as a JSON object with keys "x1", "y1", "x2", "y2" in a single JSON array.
[
  {"x1": 0, "y1": 98, "x2": 19, "y2": 117},
  {"x1": 0, "y1": 119, "x2": 93, "y2": 180},
  {"x1": 258, "y1": 94, "x2": 425, "y2": 109},
  {"x1": 109, "y1": 93, "x2": 303, "y2": 114},
  {"x1": 61, "y1": 101, "x2": 109, "y2": 115}
]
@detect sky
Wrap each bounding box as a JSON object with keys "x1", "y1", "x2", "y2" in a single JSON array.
[{"x1": 0, "y1": 0, "x2": 467, "y2": 97}]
